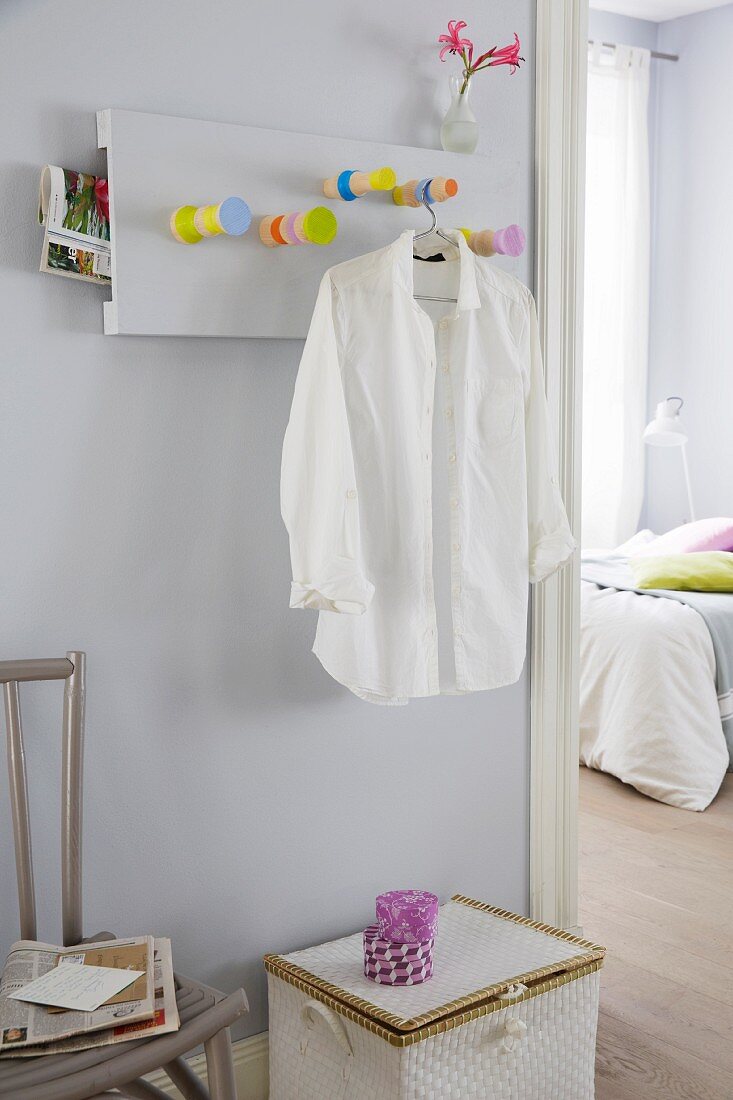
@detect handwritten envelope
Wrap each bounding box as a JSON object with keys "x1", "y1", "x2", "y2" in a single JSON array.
[{"x1": 9, "y1": 964, "x2": 145, "y2": 1013}]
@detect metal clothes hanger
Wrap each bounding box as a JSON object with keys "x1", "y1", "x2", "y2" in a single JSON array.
[{"x1": 413, "y1": 197, "x2": 458, "y2": 304}]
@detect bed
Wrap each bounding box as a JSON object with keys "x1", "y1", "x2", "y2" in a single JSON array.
[{"x1": 579, "y1": 533, "x2": 733, "y2": 811}]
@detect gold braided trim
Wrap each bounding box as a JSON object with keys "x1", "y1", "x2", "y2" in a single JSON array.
[
  {"x1": 265, "y1": 959, "x2": 604, "y2": 1048},
  {"x1": 449, "y1": 896, "x2": 606, "y2": 956},
  {"x1": 264, "y1": 895, "x2": 605, "y2": 1040}
]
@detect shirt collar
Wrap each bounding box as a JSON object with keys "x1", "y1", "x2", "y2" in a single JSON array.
[{"x1": 392, "y1": 228, "x2": 481, "y2": 315}]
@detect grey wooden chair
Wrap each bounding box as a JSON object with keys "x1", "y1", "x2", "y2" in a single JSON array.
[{"x1": 0, "y1": 652, "x2": 249, "y2": 1100}]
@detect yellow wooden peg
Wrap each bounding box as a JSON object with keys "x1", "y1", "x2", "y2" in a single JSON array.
[
  {"x1": 170, "y1": 197, "x2": 252, "y2": 243},
  {"x1": 323, "y1": 167, "x2": 397, "y2": 200}
]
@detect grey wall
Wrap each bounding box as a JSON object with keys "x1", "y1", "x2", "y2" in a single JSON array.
[
  {"x1": 0, "y1": 1, "x2": 535, "y2": 1037},
  {"x1": 646, "y1": 5, "x2": 733, "y2": 531},
  {"x1": 588, "y1": 9, "x2": 659, "y2": 51}
]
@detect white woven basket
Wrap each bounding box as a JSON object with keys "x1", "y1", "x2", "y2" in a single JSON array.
[{"x1": 265, "y1": 896, "x2": 604, "y2": 1100}]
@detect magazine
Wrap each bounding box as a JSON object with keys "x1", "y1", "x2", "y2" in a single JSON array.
[
  {"x1": 0, "y1": 936, "x2": 157, "y2": 1052},
  {"x1": 0, "y1": 939, "x2": 180, "y2": 1058},
  {"x1": 38, "y1": 164, "x2": 111, "y2": 282}
]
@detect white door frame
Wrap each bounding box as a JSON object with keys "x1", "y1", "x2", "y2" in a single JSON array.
[{"x1": 530, "y1": 0, "x2": 587, "y2": 931}]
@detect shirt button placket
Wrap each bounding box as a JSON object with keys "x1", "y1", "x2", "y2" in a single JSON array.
[
  {"x1": 423, "y1": 324, "x2": 439, "y2": 685},
  {"x1": 439, "y1": 319, "x2": 465, "y2": 686}
]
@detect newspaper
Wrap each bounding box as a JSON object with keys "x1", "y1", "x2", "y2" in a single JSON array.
[
  {"x1": 38, "y1": 164, "x2": 111, "y2": 282},
  {"x1": 0, "y1": 935, "x2": 179, "y2": 1055},
  {"x1": 0, "y1": 939, "x2": 180, "y2": 1058}
]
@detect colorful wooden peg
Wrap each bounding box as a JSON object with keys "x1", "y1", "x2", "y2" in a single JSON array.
[
  {"x1": 460, "y1": 224, "x2": 526, "y2": 258},
  {"x1": 170, "y1": 197, "x2": 252, "y2": 244},
  {"x1": 323, "y1": 167, "x2": 397, "y2": 201},
  {"x1": 259, "y1": 206, "x2": 338, "y2": 247},
  {"x1": 392, "y1": 177, "x2": 458, "y2": 208}
]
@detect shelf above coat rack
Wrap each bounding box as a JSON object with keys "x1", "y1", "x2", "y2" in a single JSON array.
[{"x1": 97, "y1": 109, "x2": 524, "y2": 339}]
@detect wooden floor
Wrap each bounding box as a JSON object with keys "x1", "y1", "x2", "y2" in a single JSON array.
[{"x1": 579, "y1": 766, "x2": 733, "y2": 1100}]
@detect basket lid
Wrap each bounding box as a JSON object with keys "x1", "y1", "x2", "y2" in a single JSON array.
[{"x1": 265, "y1": 895, "x2": 605, "y2": 1047}]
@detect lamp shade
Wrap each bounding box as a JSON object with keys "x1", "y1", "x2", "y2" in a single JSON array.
[{"x1": 643, "y1": 397, "x2": 688, "y2": 447}]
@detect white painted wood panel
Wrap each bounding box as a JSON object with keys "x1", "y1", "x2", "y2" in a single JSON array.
[{"x1": 97, "y1": 109, "x2": 523, "y2": 339}]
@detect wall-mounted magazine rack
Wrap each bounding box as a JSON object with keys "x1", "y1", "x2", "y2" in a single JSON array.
[{"x1": 97, "y1": 109, "x2": 524, "y2": 339}]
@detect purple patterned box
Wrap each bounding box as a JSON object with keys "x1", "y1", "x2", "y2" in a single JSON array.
[
  {"x1": 363, "y1": 921, "x2": 434, "y2": 986},
  {"x1": 363, "y1": 925, "x2": 433, "y2": 962},
  {"x1": 376, "y1": 890, "x2": 439, "y2": 944},
  {"x1": 363, "y1": 953, "x2": 433, "y2": 985}
]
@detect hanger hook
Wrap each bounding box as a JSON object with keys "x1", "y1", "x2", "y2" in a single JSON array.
[
  {"x1": 421, "y1": 195, "x2": 438, "y2": 232},
  {"x1": 413, "y1": 186, "x2": 453, "y2": 249}
]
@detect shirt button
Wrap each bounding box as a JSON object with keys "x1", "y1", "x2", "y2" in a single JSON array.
[
  {"x1": 452, "y1": 586, "x2": 461, "y2": 597},
  {"x1": 439, "y1": 320, "x2": 448, "y2": 330},
  {"x1": 442, "y1": 364, "x2": 450, "y2": 373},
  {"x1": 424, "y1": 452, "x2": 431, "y2": 462},
  {"x1": 346, "y1": 489, "x2": 357, "y2": 499},
  {"x1": 448, "y1": 452, "x2": 456, "y2": 463},
  {"x1": 451, "y1": 498, "x2": 459, "y2": 509},
  {"x1": 453, "y1": 543, "x2": 461, "y2": 552},
  {"x1": 445, "y1": 408, "x2": 454, "y2": 419}
]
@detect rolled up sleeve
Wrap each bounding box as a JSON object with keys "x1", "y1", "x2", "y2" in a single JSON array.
[
  {"x1": 523, "y1": 291, "x2": 577, "y2": 583},
  {"x1": 281, "y1": 274, "x2": 374, "y2": 615}
]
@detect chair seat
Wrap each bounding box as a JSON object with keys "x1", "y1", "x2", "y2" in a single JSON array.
[{"x1": 0, "y1": 973, "x2": 245, "y2": 1100}]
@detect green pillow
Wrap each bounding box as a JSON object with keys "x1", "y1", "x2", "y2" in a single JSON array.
[{"x1": 630, "y1": 551, "x2": 733, "y2": 592}]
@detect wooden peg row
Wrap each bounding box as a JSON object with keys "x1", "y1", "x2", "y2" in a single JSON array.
[
  {"x1": 460, "y1": 224, "x2": 526, "y2": 258},
  {"x1": 392, "y1": 177, "x2": 458, "y2": 208},
  {"x1": 323, "y1": 167, "x2": 397, "y2": 201},
  {"x1": 259, "y1": 206, "x2": 338, "y2": 247},
  {"x1": 170, "y1": 197, "x2": 252, "y2": 244}
]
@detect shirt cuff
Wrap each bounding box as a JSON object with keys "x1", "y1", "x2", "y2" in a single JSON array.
[
  {"x1": 289, "y1": 564, "x2": 375, "y2": 615},
  {"x1": 529, "y1": 528, "x2": 577, "y2": 584}
]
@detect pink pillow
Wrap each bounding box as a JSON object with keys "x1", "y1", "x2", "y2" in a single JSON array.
[{"x1": 635, "y1": 517, "x2": 733, "y2": 557}]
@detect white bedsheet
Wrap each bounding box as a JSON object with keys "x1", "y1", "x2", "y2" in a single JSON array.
[{"x1": 580, "y1": 580, "x2": 729, "y2": 810}]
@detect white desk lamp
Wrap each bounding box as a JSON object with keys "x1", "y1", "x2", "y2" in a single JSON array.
[{"x1": 643, "y1": 396, "x2": 695, "y2": 521}]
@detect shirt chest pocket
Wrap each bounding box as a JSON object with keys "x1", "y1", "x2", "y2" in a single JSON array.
[{"x1": 466, "y1": 376, "x2": 522, "y2": 449}]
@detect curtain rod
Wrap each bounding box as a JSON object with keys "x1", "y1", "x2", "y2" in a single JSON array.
[{"x1": 589, "y1": 39, "x2": 679, "y2": 62}]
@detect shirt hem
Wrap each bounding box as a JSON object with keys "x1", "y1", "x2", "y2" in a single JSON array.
[{"x1": 313, "y1": 644, "x2": 525, "y2": 705}]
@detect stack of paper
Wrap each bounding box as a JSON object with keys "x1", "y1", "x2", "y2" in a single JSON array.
[{"x1": 0, "y1": 936, "x2": 180, "y2": 1057}]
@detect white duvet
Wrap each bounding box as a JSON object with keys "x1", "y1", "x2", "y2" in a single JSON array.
[{"x1": 580, "y1": 579, "x2": 729, "y2": 811}]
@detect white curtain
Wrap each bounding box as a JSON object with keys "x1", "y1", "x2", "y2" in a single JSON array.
[{"x1": 582, "y1": 44, "x2": 651, "y2": 548}]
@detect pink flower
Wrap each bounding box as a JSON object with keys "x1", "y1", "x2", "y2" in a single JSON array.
[
  {"x1": 438, "y1": 20, "x2": 474, "y2": 62},
  {"x1": 94, "y1": 177, "x2": 109, "y2": 222},
  {"x1": 474, "y1": 33, "x2": 524, "y2": 74}
]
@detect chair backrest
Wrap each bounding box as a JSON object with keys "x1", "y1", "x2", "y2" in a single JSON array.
[{"x1": 1, "y1": 652, "x2": 85, "y2": 946}]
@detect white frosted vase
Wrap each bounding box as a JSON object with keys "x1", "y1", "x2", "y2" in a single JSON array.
[{"x1": 440, "y1": 74, "x2": 479, "y2": 154}]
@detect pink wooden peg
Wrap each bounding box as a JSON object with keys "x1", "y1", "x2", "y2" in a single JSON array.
[{"x1": 462, "y1": 224, "x2": 526, "y2": 258}]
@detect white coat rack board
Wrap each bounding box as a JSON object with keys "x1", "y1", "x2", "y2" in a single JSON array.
[{"x1": 97, "y1": 109, "x2": 524, "y2": 339}]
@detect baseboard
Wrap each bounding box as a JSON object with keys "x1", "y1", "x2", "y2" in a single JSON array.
[{"x1": 146, "y1": 1031, "x2": 269, "y2": 1099}]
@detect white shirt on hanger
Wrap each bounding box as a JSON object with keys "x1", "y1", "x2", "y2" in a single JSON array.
[{"x1": 281, "y1": 229, "x2": 575, "y2": 704}]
